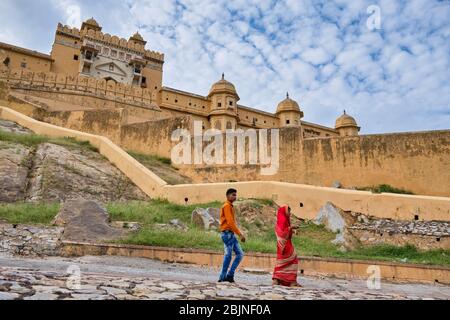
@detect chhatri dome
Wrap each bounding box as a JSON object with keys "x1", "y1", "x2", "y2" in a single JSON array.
[
  {"x1": 276, "y1": 92, "x2": 302, "y2": 114},
  {"x1": 130, "y1": 31, "x2": 147, "y2": 45},
  {"x1": 208, "y1": 73, "x2": 239, "y2": 99},
  {"x1": 81, "y1": 17, "x2": 102, "y2": 31},
  {"x1": 335, "y1": 110, "x2": 359, "y2": 129}
]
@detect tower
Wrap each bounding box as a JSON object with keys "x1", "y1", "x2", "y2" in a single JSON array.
[
  {"x1": 335, "y1": 110, "x2": 360, "y2": 136},
  {"x1": 276, "y1": 93, "x2": 304, "y2": 127},
  {"x1": 207, "y1": 73, "x2": 239, "y2": 130}
]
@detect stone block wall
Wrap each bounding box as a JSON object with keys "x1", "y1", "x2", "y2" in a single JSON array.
[{"x1": 0, "y1": 223, "x2": 63, "y2": 257}]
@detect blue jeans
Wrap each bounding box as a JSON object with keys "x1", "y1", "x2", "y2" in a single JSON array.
[{"x1": 219, "y1": 231, "x2": 244, "y2": 281}]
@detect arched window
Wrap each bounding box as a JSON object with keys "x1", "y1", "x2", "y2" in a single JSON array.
[
  {"x1": 214, "y1": 121, "x2": 221, "y2": 130},
  {"x1": 226, "y1": 121, "x2": 232, "y2": 129}
]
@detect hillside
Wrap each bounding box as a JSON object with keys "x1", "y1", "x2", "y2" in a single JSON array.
[{"x1": 0, "y1": 120, "x2": 148, "y2": 203}]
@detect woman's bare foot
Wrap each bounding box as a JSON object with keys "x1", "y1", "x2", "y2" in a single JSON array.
[{"x1": 290, "y1": 282, "x2": 302, "y2": 288}]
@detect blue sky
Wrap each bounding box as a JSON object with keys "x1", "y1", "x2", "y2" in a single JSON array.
[{"x1": 0, "y1": 0, "x2": 449, "y2": 134}]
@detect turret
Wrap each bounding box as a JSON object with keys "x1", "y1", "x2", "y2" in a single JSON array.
[
  {"x1": 276, "y1": 93, "x2": 303, "y2": 127},
  {"x1": 207, "y1": 73, "x2": 239, "y2": 130},
  {"x1": 335, "y1": 110, "x2": 360, "y2": 136}
]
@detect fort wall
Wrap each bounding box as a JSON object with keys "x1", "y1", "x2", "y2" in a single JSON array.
[{"x1": 1, "y1": 105, "x2": 449, "y2": 221}]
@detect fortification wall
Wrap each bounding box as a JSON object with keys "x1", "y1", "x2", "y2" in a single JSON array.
[
  {"x1": 120, "y1": 116, "x2": 192, "y2": 158},
  {"x1": 176, "y1": 126, "x2": 450, "y2": 197},
  {"x1": 1, "y1": 105, "x2": 449, "y2": 221},
  {"x1": 31, "y1": 107, "x2": 125, "y2": 144},
  {"x1": 280, "y1": 130, "x2": 450, "y2": 197}
]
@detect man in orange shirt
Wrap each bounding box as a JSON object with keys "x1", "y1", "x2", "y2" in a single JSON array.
[{"x1": 218, "y1": 188, "x2": 246, "y2": 283}]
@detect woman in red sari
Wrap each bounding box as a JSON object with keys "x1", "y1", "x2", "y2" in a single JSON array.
[{"x1": 272, "y1": 205, "x2": 301, "y2": 287}]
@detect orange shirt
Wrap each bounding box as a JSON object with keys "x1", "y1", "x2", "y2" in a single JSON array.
[{"x1": 220, "y1": 200, "x2": 242, "y2": 236}]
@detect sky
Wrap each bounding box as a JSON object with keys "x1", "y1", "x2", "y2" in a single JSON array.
[{"x1": 0, "y1": 0, "x2": 449, "y2": 134}]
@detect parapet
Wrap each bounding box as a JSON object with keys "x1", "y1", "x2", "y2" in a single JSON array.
[
  {"x1": 56, "y1": 23, "x2": 164, "y2": 63},
  {"x1": 0, "y1": 66, "x2": 160, "y2": 111}
]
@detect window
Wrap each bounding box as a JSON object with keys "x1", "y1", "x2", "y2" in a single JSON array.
[
  {"x1": 119, "y1": 52, "x2": 125, "y2": 60},
  {"x1": 229, "y1": 101, "x2": 233, "y2": 106},
  {"x1": 73, "y1": 55, "x2": 79, "y2": 61},
  {"x1": 286, "y1": 120, "x2": 290, "y2": 124},
  {"x1": 141, "y1": 77, "x2": 146, "y2": 84},
  {"x1": 218, "y1": 102, "x2": 222, "y2": 107},
  {"x1": 189, "y1": 102, "x2": 192, "y2": 106},
  {"x1": 85, "y1": 51, "x2": 93, "y2": 60},
  {"x1": 175, "y1": 99, "x2": 178, "y2": 103},
  {"x1": 20, "y1": 62, "x2": 27, "y2": 68},
  {"x1": 3, "y1": 57, "x2": 10, "y2": 66},
  {"x1": 109, "y1": 63, "x2": 114, "y2": 71},
  {"x1": 103, "y1": 47, "x2": 110, "y2": 55},
  {"x1": 126, "y1": 54, "x2": 131, "y2": 61},
  {"x1": 111, "y1": 50, "x2": 117, "y2": 57}
]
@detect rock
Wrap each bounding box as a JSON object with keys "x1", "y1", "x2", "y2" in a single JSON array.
[
  {"x1": 24, "y1": 293, "x2": 59, "y2": 300},
  {"x1": 53, "y1": 200, "x2": 125, "y2": 242},
  {"x1": 111, "y1": 221, "x2": 141, "y2": 231},
  {"x1": 0, "y1": 142, "x2": 30, "y2": 202},
  {"x1": 160, "y1": 282, "x2": 184, "y2": 290},
  {"x1": 0, "y1": 223, "x2": 63, "y2": 256},
  {"x1": 243, "y1": 268, "x2": 268, "y2": 275},
  {"x1": 0, "y1": 119, "x2": 148, "y2": 203},
  {"x1": 0, "y1": 120, "x2": 33, "y2": 135},
  {"x1": 0, "y1": 292, "x2": 20, "y2": 300},
  {"x1": 332, "y1": 181, "x2": 342, "y2": 188},
  {"x1": 314, "y1": 202, "x2": 346, "y2": 233},
  {"x1": 314, "y1": 202, "x2": 360, "y2": 250},
  {"x1": 216, "y1": 288, "x2": 246, "y2": 297},
  {"x1": 357, "y1": 214, "x2": 370, "y2": 224},
  {"x1": 331, "y1": 233, "x2": 345, "y2": 245},
  {"x1": 170, "y1": 219, "x2": 188, "y2": 230},
  {"x1": 100, "y1": 286, "x2": 128, "y2": 296},
  {"x1": 191, "y1": 208, "x2": 220, "y2": 230}
]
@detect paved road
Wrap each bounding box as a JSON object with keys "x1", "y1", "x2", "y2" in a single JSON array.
[{"x1": 0, "y1": 255, "x2": 449, "y2": 300}]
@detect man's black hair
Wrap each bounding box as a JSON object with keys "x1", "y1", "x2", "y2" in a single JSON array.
[{"x1": 226, "y1": 188, "x2": 237, "y2": 196}]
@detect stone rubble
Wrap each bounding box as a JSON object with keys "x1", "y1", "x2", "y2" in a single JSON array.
[
  {"x1": 0, "y1": 223, "x2": 63, "y2": 257},
  {"x1": 350, "y1": 219, "x2": 450, "y2": 237}
]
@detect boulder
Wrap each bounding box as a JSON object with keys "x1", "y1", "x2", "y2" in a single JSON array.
[
  {"x1": 191, "y1": 207, "x2": 220, "y2": 230},
  {"x1": 314, "y1": 202, "x2": 346, "y2": 233},
  {"x1": 332, "y1": 181, "x2": 342, "y2": 188},
  {"x1": 53, "y1": 199, "x2": 125, "y2": 242},
  {"x1": 314, "y1": 202, "x2": 359, "y2": 249}
]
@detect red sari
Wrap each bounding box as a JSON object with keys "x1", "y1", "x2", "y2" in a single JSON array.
[{"x1": 272, "y1": 206, "x2": 298, "y2": 286}]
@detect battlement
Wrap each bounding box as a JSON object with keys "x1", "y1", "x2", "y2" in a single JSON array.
[
  {"x1": 56, "y1": 23, "x2": 164, "y2": 63},
  {"x1": 0, "y1": 66, "x2": 160, "y2": 110}
]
